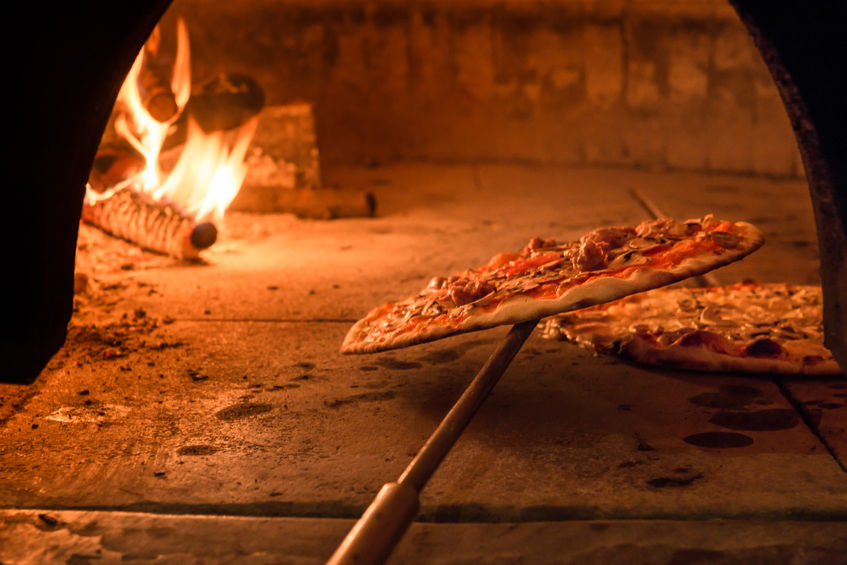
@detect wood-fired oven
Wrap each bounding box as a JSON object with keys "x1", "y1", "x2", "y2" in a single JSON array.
[{"x1": 2, "y1": 1, "x2": 846, "y2": 562}]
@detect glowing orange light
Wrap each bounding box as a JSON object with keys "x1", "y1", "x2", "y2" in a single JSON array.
[{"x1": 86, "y1": 18, "x2": 256, "y2": 225}]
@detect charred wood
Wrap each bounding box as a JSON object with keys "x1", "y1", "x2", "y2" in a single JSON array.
[
  {"x1": 82, "y1": 188, "x2": 215, "y2": 259},
  {"x1": 137, "y1": 51, "x2": 179, "y2": 123},
  {"x1": 160, "y1": 73, "x2": 265, "y2": 151}
]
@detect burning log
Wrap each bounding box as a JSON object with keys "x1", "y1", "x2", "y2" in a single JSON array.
[
  {"x1": 137, "y1": 58, "x2": 179, "y2": 123},
  {"x1": 136, "y1": 22, "x2": 182, "y2": 123},
  {"x1": 82, "y1": 187, "x2": 216, "y2": 260},
  {"x1": 88, "y1": 145, "x2": 145, "y2": 191},
  {"x1": 138, "y1": 45, "x2": 179, "y2": 123}
]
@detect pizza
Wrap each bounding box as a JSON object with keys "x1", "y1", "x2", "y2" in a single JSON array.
[
  {"x1": 543, "y1": 281, "x2": 842, "y2": 375},
  {"x1": 341, "y1": 215, "x2": 764, "y2": 354}
]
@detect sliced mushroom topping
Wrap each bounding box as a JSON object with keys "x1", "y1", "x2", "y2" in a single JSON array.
[
  {"x1": 684, "y1": 221, "x2": 702, "y2": 234},
  {"x1": 625, "y1": 237, "x2": 668, "y2": 255},
  {"x1": 708, "y1": 231, "x2": 740, "y2": 248},
  {"x1": 678, "y1": 298, "x2": 698, "y2": 312},
  {"x1": 699, "y1": 305, "x2": 734, "y2": 326},
  {"x1": 606, "y1": 250, "x2": 650, "y2": 269}
]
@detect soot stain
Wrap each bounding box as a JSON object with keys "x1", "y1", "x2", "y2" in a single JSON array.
[
  {"x1": 819, "y1": 402, "x2": 842, "y2": 409},
  {"x1": 375, "y1": 357, "x2": 422, "y2": 370},
  {"x1": 705, "y1": 184, "x2": 739, "y2": 193},
  {"x1": 177, "y1": 444, "x2": 218, "y2": 456},
  {"x1": 325, "y1": 391, "x2": 396, "y2": 408},
  {"x1": 669, "y1": 549, "x2": 725, "y2": 564},
  {"x1": 215, "y1": 403, "x2": 273, "y2": 421},
  {"x1": 635, "y1": 434, "x2": 655, "y2": 451},
  {"x1": 709, "y1": 408, "x2": 798, "y2": 431},
  {"x1": 688, "y1": 385, "x2": 763, "y2": 410},
  {"x1": 417, "y1": 348, "x2": 462, "y2": 364},
  {"x1": 683, "y1": 432, "x2": 754, "y2": 448},
  {"x1": 270, "y1": 384, "x2": 300, "y2": 390},
  {"x1": 647, "y1": 473, "x2": 704, "y2": 488}
]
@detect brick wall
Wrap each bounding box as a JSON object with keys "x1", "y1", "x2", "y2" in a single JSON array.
[{"x1": 164, "y1": 0, "x2": 802, "y2": 177}]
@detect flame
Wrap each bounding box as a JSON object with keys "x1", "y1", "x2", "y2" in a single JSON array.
[{"x1": 88, "y1": 18, "x2": 255, "y2": 225}]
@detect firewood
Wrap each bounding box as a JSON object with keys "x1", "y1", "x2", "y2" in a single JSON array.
[
  {"x1": 81, "y1": 187, "x2": 216, "y2": 259},
  {"x1": 138, "y1": 60, "x2": 178, "y2": 122},
  {"x1": 88, "y1": 144, "x2": 145, "y2": 192},
  {"x1": 137, "y1": 26, "x2": 179, "y2": 123},
  {"x1": 161, "y1": 73, "x2": 265, "y2": 151}
]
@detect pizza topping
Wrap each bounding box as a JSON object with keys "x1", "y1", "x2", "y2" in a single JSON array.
[
  {"x1": 625, "y1": 237, "x2": 666, "y2": 252},
  {"x1": 606, "y1": 250, "x2": 648, "y2": 269},
  {"x1": 699, "y1": 305, "x2": 734, "y2": 327},
  {"x1": 708, "y1": 231, "x2": 741, "y2": 248},
  {"x1": 448, "y1": 278, "x2": 496, "y2": 307},
  {"x1": 581, "y1": 226, "x2": 636, "y2": 248},
  {"x1": 343, "y1": 216, "x2": 764, "y2": 354},
  {"x1": 572, "y1": 239, "x2": 610, "y2": 271},
  {"x1": 635, "y1": 218, "x2": 691, "y2": 239},
  {"x1": 685, "y1": 221, "x2": 703, "y2": 233},
  {"x1": 427, "y1": 276, "x2": 447, "y2": 290},
  {"x1": 745, "y1": 338, "x2": 784, "y2": 358},
  {"x1": 486, "y1": 252, "x2": 522, "y2": 269},
  {"x1": 544, "y1": 282, "x2": 839, "y2": 375},
  {"x1": 675, "y1": 331, "x2": 732, "y2": 354},
  {"x1": 523, "y1": 236, "x2": 559, "y2": 253}
]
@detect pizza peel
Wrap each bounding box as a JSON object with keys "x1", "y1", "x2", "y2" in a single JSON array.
[
  {"x1": 328, "y1": 200, "x2": 743, "y2": 564},
  {"x1": 327, "y1": 319, "x2": 537, "y2": 565}
]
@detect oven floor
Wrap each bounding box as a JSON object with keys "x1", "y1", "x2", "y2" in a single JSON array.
[{"x1": 2, "y1": 164, "x2": 846, "y2": 562}]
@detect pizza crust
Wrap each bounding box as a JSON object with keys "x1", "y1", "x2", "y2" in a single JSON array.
[
  {"x1": 621, "y1": 334, "x2": 840, "y2": 375},
  {"x1": 342, "y1": 217, "x2": 764, "y2": 354}
]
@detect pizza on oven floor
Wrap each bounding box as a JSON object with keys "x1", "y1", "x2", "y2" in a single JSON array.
[
  {"x1": 543, "y1": 281, "x2": 841, "y2": 375},
  {"x1": 341, "y1": 215, "x2": 764, "y2": 354}
]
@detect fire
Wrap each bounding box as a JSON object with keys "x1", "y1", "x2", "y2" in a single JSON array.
[{"x1": 87, "y1": 19, "x2": 256, "y2": 225}]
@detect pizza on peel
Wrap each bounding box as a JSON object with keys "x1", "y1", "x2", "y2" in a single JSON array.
[{"x1": 341, "y1": 215, "x2": 764, "y2": 354}]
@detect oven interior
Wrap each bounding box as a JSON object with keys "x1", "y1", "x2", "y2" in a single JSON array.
[{"x1": 1, "y1": 0, "x2": 846, "y2": 562}]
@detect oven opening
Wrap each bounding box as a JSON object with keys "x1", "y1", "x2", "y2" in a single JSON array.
[{"x1": 2, "y1": 1, "x2": 846, "y2": 563}]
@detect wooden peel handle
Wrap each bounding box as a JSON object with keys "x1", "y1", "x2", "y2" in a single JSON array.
[
  {"x1": 327, "y1": 482, "x2": 419, "y2": 565},
  {"x1": 327, "y1": 321, "x2": 538, "y2": 565}
]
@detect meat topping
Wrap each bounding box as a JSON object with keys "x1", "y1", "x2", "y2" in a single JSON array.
[
  {"x1": 580, "y1": 226, "x2": 636, "y2": 248},
  {"x1": 572, "y1": 239, "x2": 610, "y2": 272},
  {"x1": 447, "y1": 278, "x2": 495, "y2": 307},
  {"x1": 523, "y1": 236, "x2": 559, "y2": 254},
  {"x1": 745, "y1": 338, "x2": 784, "y2": 358}
]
